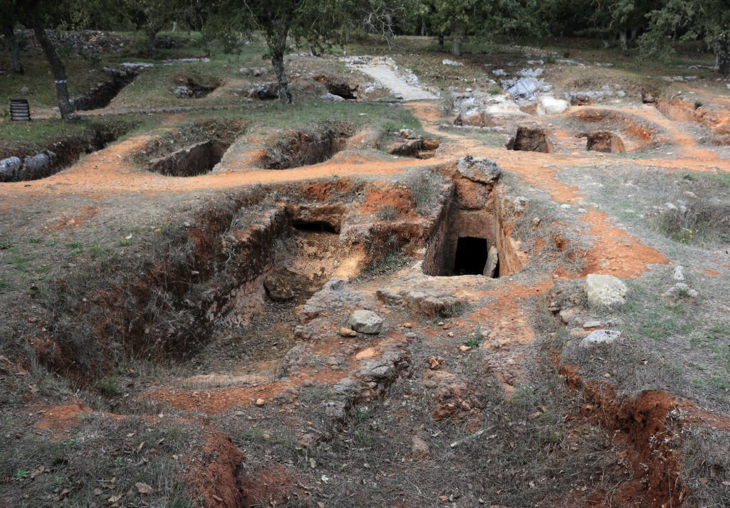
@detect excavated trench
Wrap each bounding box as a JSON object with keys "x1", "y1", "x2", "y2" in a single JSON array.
[
  {"x1": 260, "y1": 123, "x2": 354, "y2": 169},
  {"x1": 0, "y1": 128, "x2": 124, "y2": 182},
  {"x1": 149, "y1": 140, "x2": 230, "y2": 177},
  {"x1": 72, "y1": 68, "x2": 139, "y2": 111}
]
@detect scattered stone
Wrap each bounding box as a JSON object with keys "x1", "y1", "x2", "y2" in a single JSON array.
[
  {"x1": 536, "y1": 95, "x2": 569, "y2": 115},
  {"x1": 264, "y1": 272, "x2": 296, "y2": 301},
  {"x1": 664, "y1": 283, "x2": 698, "y2": 299},
  {"x1": 135, "y1": 483, "x2": 153, "y2": 495},
  {"x1": 442, "y1": 59, "x2": 464, "y2": 66},
  {"x1": 672, "y1": 266, "x2": 685, "y2": 281},
  {"x1": 248, "y1": 82, "x2": 279, "y2": 100},
  {"x1": 579, "y1": 329, "x2": 621, "y2": 348},
  {"x1": 582, "y1": 320, "x2": 603, "y2": 329},
  {"x1": 255, "y1": 398, "x2": 265, "y2": 406},
  {"x1": 571, "y1": 94, "x2": 593, "y2": 106},
  {"x1": 320, "y1": 92, "x2": 345, "y2": 102},
  {"x1": 348, "y1": 310, "x2": 383, "y2": 335},
  {"x1": 503, "y1": 76, "x2": 551, "y2": 102},
  {"x1": 0, "y1": 157, "x2": 22, "y2": 182},
  {"x1": 585, "y1": 274, "x2": 628, "y2": 307},
  {"x1": 339, "y1": 327, "x2": 358, "y2": 338},
  {"x1": 411, "y1": 435, "x2": 431, "y2": 459},
  {"x1": 403, "y1": 322, "x2": 413, "y2": 328},
  {"x1": 355, "y1": 347, "x2": 376, "y2": 360},
  {"x1": 173, "y1": 85, "x2": 193, "y2": 99},
  {"x1": 457, "y1": 155, "x2": 502, "y2": 184},
  {"x1": 459, "y1": 345, "x2": 471, "y2": 352},
  {"x1": 428, "y1": 356, "x2": 445, "y2": 369},
  {"x1": 432, "y1": 373, "x2": 480, "y2": 421}
]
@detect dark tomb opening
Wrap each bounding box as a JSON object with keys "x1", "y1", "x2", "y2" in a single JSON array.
[{"x1": 453, "y1": 237, "x2": 488, "y2": 275}]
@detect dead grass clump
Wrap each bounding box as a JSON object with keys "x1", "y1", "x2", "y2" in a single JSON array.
[
  {"x1": 658, "y1": 199, "x2": 730, "y2": 245},
  {"x1": 0, "y1": 415, "x2": 196, "y2": 506},
  {"x1": 680, "y1": 426, "x2": 730, "y2": 507},
  {"x1": 402, "y1": 167, "x2": 446, "y2": 215}
]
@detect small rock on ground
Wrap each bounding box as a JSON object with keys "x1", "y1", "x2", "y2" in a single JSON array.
[
  {"x1": 579, "y1": 329, "x2": 622, "y2": 348},
  {"x1": 585, "y1": 274, "x2": 628, "y2": 307},
  {"x1": 348, "y1": 310, "x2": 383, "y2": 334}
]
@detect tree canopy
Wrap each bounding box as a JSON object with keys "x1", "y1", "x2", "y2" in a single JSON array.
[{"x1": 3, "y1": 0, "x2": 730, "y2": 118}]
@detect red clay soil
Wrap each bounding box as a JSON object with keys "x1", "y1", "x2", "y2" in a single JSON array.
[
  {"x1": 559, "y1": 365, "x2": 730, "y2": 508},
  {"x1": 186, "y1": 431, "x2": 245, "y2": 508},
  {"x1": 581, "y1": 210, "x2": 669, "y2": 278},
  {"x1": 32, "y1": 400, "x2": 91, "y2": 440},
  {"x1": 240, "y1": 464, "x2": 303, "y2": 507}
]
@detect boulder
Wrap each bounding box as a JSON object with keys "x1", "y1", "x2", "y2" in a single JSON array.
[
  {"x1": 585, "y1": 274, "x2": 628, "y2": 307},
  {"x1": 264, "y1": 273, "x2": 295, "y2": 301},
  {"x1": 0, "y1": 157, "x2": 22, "y2": 182},
  {"x1": 484, "y1": 245, "x2": 499, "y2": 277},
  {"x1": 320, "y1": 92, "x2": 345, "y2": 102},
  {"x1": 348, "y1": 310, "x2": 383, "y2": 335},
  {"x1": 672, "y1": 266, "x2": 685, "y2": 281},
  {"x1": 456, "y1": 155, "x2": 502, "y2": 184},
  {"x1": 173, "y1": 85, "x2": 193, "y2": 99},
  {"x1": 21, "y1": 152, "x2": 53, "y2": 180},
  {"x1": 536, "y1": 95, "x2": 569, "y2": 115},
  {"x1": 579, "y1": 329, "x2": 621, "y2": 348}
]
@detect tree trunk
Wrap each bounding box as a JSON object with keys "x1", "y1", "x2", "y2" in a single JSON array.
[
  {"x1": 718, "y1": 44, "x2": 730, "y2": 77},
  {"x1": 452, "y1": 28, "x2": 464, "y2": 56},
  {"x1": 146, "y1": 29, "x2": 158, "y2": 57},
  {"x1": 24, "y1": 6, "x2": 74, "y2": 120},
  {"x1": 619, "y1": 30, "x2": 628, "y2": 56},
  {"x1": 267, "y1": 22, "x2": 292, "y2": 104},
  {"x1": 2, "y1": 24, "x2": 24, "y2": 75},
  {"x1": 438, "y1": 33, "x2": 444, "y2": 50},
  {"x1": 272, "y1": 50, "x2": 292, "y2": 104}
]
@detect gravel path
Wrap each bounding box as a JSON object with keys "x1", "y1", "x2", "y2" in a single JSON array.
[{"x1": 348, "y1": 56, "x2": 438, "y2": 101}]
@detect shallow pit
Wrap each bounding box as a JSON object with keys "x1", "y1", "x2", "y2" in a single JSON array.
[
  {"x1": 314, "y1": 75, "x2": 358, "y2": 100},
  {"x1": 171, "y1": 73, "x2": 221, "y2": 99},
  {"x1": 581, "y1": 131, "x2": 626, "y2": 153},
  {"x1": 569, "y1": 109, "x2": 657, "y2": 151},
  {"x1": 260, "y1": 123, "x2": 354, "y2": 169},
  {"x1": 506, "y1": 127, "x2": 553, "y2": 153},
  {"x1": 149, "y1": 140, "x2": 229, "y2": 177}
]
